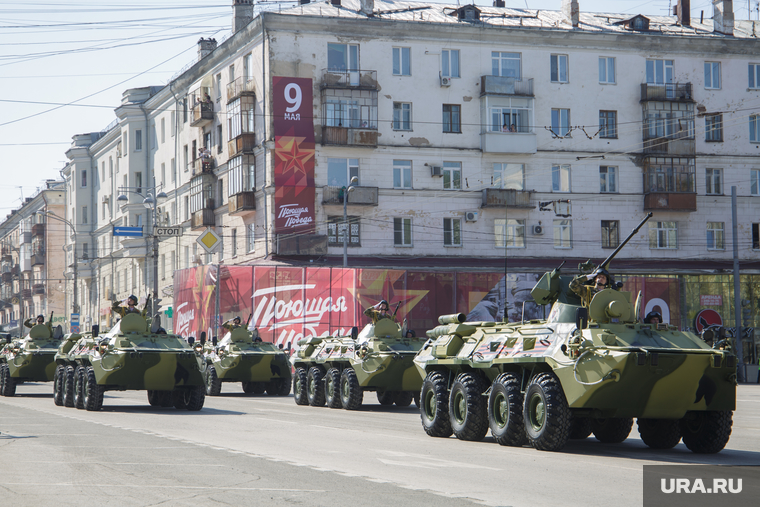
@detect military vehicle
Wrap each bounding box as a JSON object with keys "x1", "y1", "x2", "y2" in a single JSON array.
[
  {"x1": 291, "y1": 318, "x2": 424, "y2": 410},
  {"x1": 414, "y1": 213, "x2": 736, "y2": 453},
  {"x1": 202, "y1": 327, "x2": 291, "y2": 396},
  {"x1": 53, "y1": 313, "x2": 206, "y2": 411},
  {"x1": 0, "y1": 324, "x2": 60, "y2": 396}
]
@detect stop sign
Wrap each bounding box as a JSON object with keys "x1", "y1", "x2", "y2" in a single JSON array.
[{"x1": 694, "y1": 309, "x2": 723, "y2": 334}]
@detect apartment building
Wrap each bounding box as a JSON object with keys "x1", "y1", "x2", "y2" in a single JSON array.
[{"x1": 57, "y1": 0, "x2": 760, "y2": 354}]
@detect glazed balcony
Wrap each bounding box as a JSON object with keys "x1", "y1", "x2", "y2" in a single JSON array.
[
  {"x1": 31, "y1": 252, "x2": 44, "y2": 266},
  {"x1": 33, "y1": 283, "x2": 45, "y2": 295},
  {"x1": 321, "y1": 69, "x2": 377, "y2": 89},
  {"x1": 322, "y1": 186, "x2": 378, "y2": 206},
  {"x1": 644, "y1": 193, "x2": 697, "y2": 212},
  {"x1": 228, "y1": 191, "x2": 256, "y2": 216},
  {"x1": 480, "y1": 76, "x2": 534, "y2": 97},
  {"x1": 481, "y1": 188, "x2": 534, "y2": 208},
  {"x1": 191, "y1": 156, "x2": 215, "y2": 176},
  {"x1": 191, "y1": 206, "x2": 215, "y2": 230},
  {"x1": 640, "y1": 83, "x2": 694, "y2": 102},
  {"x1": 32, "y1": 223, "x2": 44, "y2": 237},
  {"x1": 321, "y1": 126, "x2": 378, "y2": 148},
  {"x1": 190, "y1": 99, "x2": 214, "y2": 128},
  {"x1": 226, "y1": 76, "x2": 255, "y2": 103},
  {"x1": 228, "y1": 133, "x2": 255, "y2": 157},
  {"x1": 276, "y1": 234, "x2": 328, "y2": 256}
]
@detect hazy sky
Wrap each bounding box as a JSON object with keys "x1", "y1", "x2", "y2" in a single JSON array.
[{"x1": 0, "y1": 0, "x2": 750, "y2": 213}]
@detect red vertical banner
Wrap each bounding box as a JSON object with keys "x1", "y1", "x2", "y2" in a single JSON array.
[{"x1": 272, "y1": 77, "x2": 315, "y2": 234}]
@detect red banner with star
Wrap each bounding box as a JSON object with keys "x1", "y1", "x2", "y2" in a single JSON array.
[{"x1": 273, "y1": 76, "x2": 315, "y2": 234}]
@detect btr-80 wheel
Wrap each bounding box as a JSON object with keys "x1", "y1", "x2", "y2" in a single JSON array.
[
  {"x1": 523, "y1": 372, "x2": 570, "y2": 451},
  {"x1": 449, "y1": 373, "x2": 488, "y2": 441},
  {"x1": 53, "y1": 365, "x2": 65, "y2": 406},
  {"x1": 73, "y1": 366, "x2": 85, "y2": 409},
  {"x1": 488, "y1": 372, "x2": 527, "y2": 447},
  {"x1": 420, "y1": 371, "x2": 452, "y2": 438},
  {"x1": 1, "y1": 363, "x2": 16, "y2": 397},
  {"x1": 340, "y1": 368, "x2": 363, "y2": 410},
  {"x1": 376, "y1": 390, "x2": 396, "y2": 406},
  {"x1": 680, "y1": 411, "x2": 732, "y2": 454},
  {"x1": 591, "y1": 418, "x2": 633, "y2": 443},
  {"x1": 266, "y1": 378, "x2": 291, "y2": 397},
  {"x1": 293, "y1": 367, "x2": 309, "y2": 405},
  {"x1": 205, "y1": 367, "x2": 221, "y2": 396},
  {"x1": 324, "y1": 368, "x2": 342, "y2": 408},
  {"x1": 306, "y1": 367, "x2": 326, "y2": 407},
  {"x1": 394, "y1": 391, "x2": 414, "y2": 407},
  {"x1": 637, "y1": 418, "x2": 682, "y2": 449},
  {"x1": 83, "y1": 367, "x2": 104, "y2": 412},
  {"x1": 62, "y1": 366, "x2": 75, "y2": 407}
]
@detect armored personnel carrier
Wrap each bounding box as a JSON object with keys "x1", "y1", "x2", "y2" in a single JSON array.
[
  {"x1": 53, "y1": 313, "x2": 206, "y2": 411},
  {"x1": 0, "y1": 324, "x2": 60, "y2": 396},
  {"x1": 291, "y1": 318, "x2": 424, "y2": 410},
  {"x1": 202, "y1": 327, "x2": 291, "y2": 396},
  {"x1": 414, "y1": 214, "x2": 736, "y2": 453}
]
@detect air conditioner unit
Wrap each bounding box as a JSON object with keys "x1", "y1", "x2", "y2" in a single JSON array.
[
  {"x1": 532, "y1": 225, "x2": 544, "y2": 235},
  {"x1": 465, "y1": 211, "x2": 479, "y2": 222},
  {"x1": 102, "y1": 195, "x2": 110, "y2": 203},
  {"x1": 440, "y1": 76, "x2": 452, "y2": 87},
  {"x1": 430, "y1": 166, "x2": 443, "y2": 177}
]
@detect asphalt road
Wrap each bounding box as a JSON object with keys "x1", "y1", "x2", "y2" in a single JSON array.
[{"x1": 1, "y1": 383, "x2": 758, "y2": 507}]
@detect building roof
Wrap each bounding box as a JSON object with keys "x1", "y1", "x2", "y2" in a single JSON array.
[{"x1": 281, "y1": 0, "x2": 760, "y2": 39}]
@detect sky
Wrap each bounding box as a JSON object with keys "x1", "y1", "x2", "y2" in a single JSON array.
[{"x1": 0, "y1": 0, "x2": 754, "y2": 214}]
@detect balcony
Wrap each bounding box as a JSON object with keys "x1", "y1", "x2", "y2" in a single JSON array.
[
  {"x1": 21, "y1": 232, "x2": 31, "y2": 244},
  {"x1": 481, "y1": 131, "x2": 537, "y2": 154},
  {"x1": 191, "y1": 207, "x2": 215, "y2": 230},
  {"x1": 321, "y1": 69, "x2": 377, "y2": 89},
  {"x1": 21, "y1": 288, "x2": 31, "y2": 299},
  {"x1": 640, "y1": 83, "x2": 694, "y2": 102},
  {"x1": 190, "y1": 100, "x2": 214, "y2": 128},
  {"x1": 33, "y1": 283, "x2": 45, "y2": 295},
  {"x1": 1, "y1": 272, "x2": 12, "y2": 283},
  {"x1": 192, "y1": 157, "x2": 215, "y2": 176},
  {"x1": 643, "y1": 137, "x2": 695, "y2": 156},
  {"x1": 228, "y1": 133, "x2": 256, "y2": 157},
  {"x1": 644, "y1": 193, "x2": 697, "y2": 212},
  {"x1": 481, "y1": 188, "x2": 534, "y2": 208},
  {"x1": 480, "y1": 76, "x2": 534, "y2": 97},
  {"x1": 31, "y1": 253, "x2": 44, "y2": 266},
  {"x1": 228, "y1": 191, "x2": 256, "y2": 216},
  {"x1": 321, "y1": 126, "x2": 378, "y2": 148},
  {"x1": 276, "y1": 234, "x2": 328, "y2": 256},
  {"x1": 226, "y1": 76, "x2": 255, "y2": 103},
  {"x1": 322, "y1": 186, "x2": 378, "y2": 206},
  {"x1": 32, "y1": 223, "x2": 44, "y2": 237}
]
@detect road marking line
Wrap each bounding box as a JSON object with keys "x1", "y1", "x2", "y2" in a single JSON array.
[{"x1": 1, "y1": 483, "x2": 325, "y2": 492}]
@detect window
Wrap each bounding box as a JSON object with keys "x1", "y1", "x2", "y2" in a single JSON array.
[
  {"x1": 228, "y1": 156, "x2": 256, "y2": 195},
  {"x1": 705, "y1": 114, "x2": 723, "y2": 142},
  {"x1": 492, "y1": 52, "x2": 521, "y2": 79},
  {"x1": 394, "y1": 218, "x2": 412, "y2": 246},
  {"x1": 171, "y1": 111, "x2": 175, "y2": 137},
  {"x1": 328, "y1": 216, "x2": 360, "y2": 246},
  {"x1": 393, "y1": 160, "x2": 412, "y2": 189},
  {"x1": 182, "y1": 98, "x2": 188, "y2": 124},
  {"x1": 327, "y1": 158, "x2": 359, "y2": 187},
  {"x1": 552, "y1": 164, "x2": 571, "y2": 192},
  {"x1": 704, "y1": 62, "x2": 721, "y2": 89},
  {"x1": 228, "y1": 96, "x2": 255, "y2": 140},
  {"x1": 190, "y1": 176, "x2": 212, "y2": 213},
  {"x1": 551, "y1": 108, "x2": 570, "y2": 137},
  {"x1": 706, "y1": 168, "x2": 722, "y2": 195},
  {"x1": 599, "y1": 57, "x2": 615, "y2": 84},
  {"x1": 495, "y1": 218, "x2": 524, "y2": 248},
  {"x1": 599, "y1": 111, "x2": 617, "y2": 138},
  {"x1": 328, "y1": 42, "x2": 359, "y2": 71},
  {"x1": 441, "y1": 49, "x2": 460, "y2": 78},
  {"x1": 161, "y1": 254, "x2": 166, "y2": 280},
  {"x1": 553, "y1": 219, "x2": 572, "y2": 248},
  {"x1": 160, "y1": 163, "x2": 166, "y2": 186},
  {"x1": 393, "y1": 47, "x2": 411, "y2": 76},
  {"x1": 393, "y1": 102, "x2": 412, "y2": 130},
  {"x1": 170, "y1": 202, "x2": 176, "y2": 225},
  {"x1": 171, "y1": 158, "x2": 176, "y2": 183},
  {"x1": 228, "y1": 64, "x2": 235, "y2": 83},
  {"x1": 646, "y1": 59, "x2": 674, "y2": 85},
  {"x1": 443, "y1": 218, "x2": 461, "y2": 247},
  {"x1": 160, "y1": 118, "x2": 165, "y2": 144},
  {"x1": 644, "y1": 102, "x2": 695, "y2": 140},
  {"x1": 247, "y1": 224, "x2": 255, "y2": 252},
  {"x1": 101, "y1": 162, "x2": 105, "y2": 183},
  {"x1": 753, "y1": 224, "x2": 760, "y2": 250},
  {"x1": 490, "y1": 98, "x2": 532, "y2": 133},
  {"x1": 183, "y1": 145, "x2": 189, "y2": 171},
  {"x1": 183, "y1": 196, "x2": 189, "y2": 221},
  {"x1": 150, "y1": 122, "x2": 155, "y2": 149},
  {"x1": 102, "y1": 202, "x2": 107, "y2": 220},
  {"x1": 599, "y1": 166, "x2": 617, "y2": 193},
  {"x1": 706, "y1": 222, "x2": 724, "y2": 250},
  {"x1": 751, "y1": 169, "x2": 759, "y2": 196},
  {"x1": 750, "y1": 64, "x2": 760, "y2": 89},
  {"x1": 493, "y1": 163, "x2": 524, "y2": 190},
  {"x1": 217, "y1": 125, "x2": 223, "y2": 153},
  {"x1": 442, "y1": 104, "x2": 461, "y2": 133},
  {"x1": 550, "y1": 54, "x2": 568, "y2": 83},
  {"x1": 649, "y1": 221, "x2": 677, "y2": 249},
  {"x1": 135, "y1": 172, "x2": 142, "y2": 194},
  {"x1": 325, "y1": 98, "x2": 369, "y2": 128},
  {"x1": 601, "y1": 220, "x2": 619, "y2": 248},
  {"x1": 244, "y1": 53, "x2": 253, "y2": 82},
  {"x1": 231, "y1": 229, "x2": 237, "y2": 257},
  {"x1": 751, "y1": 115, "x2": 759, "y2": 143},
  {"x1": 81, "y1": 206, "x2": 88, "y2": 225},
  {"x1": 443, "y1": 161, "x2": 461, "y2": 190},
  {"x1": 82, "y1": 243, "x2": 89, "y2": 260},
  {"x1": 215, "y1": 73, "x2": 222, "y2": 101},
  {"x1": 135, "y1": 129, "x2": 142, "y2": 151},
  {"x1": 81, "y1": 169, "x2": 87, "y2": 188}
]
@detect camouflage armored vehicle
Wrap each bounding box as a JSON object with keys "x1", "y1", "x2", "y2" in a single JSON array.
[
  {"x1": 291, "y1": 318, "x2": 424, "y2": 410},
  {"x1": 202, "y1": 327, "x2": 291, "y2": 396},
  {"x1": 414, "y1": 214, "x2": 736, "y2": 453},
  {"x1": 53, "y1": 313, "x2": 206, "y2": 411},
  {"x1": 0, "y1": 324, "x2": 60, "y2": 396}
]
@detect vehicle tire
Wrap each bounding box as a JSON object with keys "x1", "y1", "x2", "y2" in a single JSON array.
[
  {"x1": 420, "y1": 371, "x2": 453, "y2": 438},
  {"x1": 488, "y1": 372, "x2": 527, "y2": 447},
  {"x1": 147, "y1": 390, "x2": 161, "y2": 407},
  {"x1": 680, "y1": 411, "x2": 732, "y2": 454},
  {"x1": 449, "y1": 372, "x2": 489, "y2": 441},
  {"x1": 394, "y1": 391, "x2": 414, "y2": 407},
  {"x1": 376, "y1": 389, "x2": 396, "y2": 406},
  {"x1": 340, "y1": 368, "x2": 363, "y2": 410},
  {"x1": 306, "y1": 367, "x2": 326, "y2": 407},
  {"x1": 413, "y1": 391, "x2": 420, "y2": 408},
  {"x1": 251, "y1": 382, "x2": 266, "y2": 394},
  {"x1": 205, "y1": 366, "x2": 221, "y2": 396},
  {"x1": 637, "y1": 418, "x2": 682, "y2": 449},
  {"x1": 523, "y1": 372, "x2": 570, "y2": 451},
  {"x1": 83, "y1": 367, "x2": 103, "y2": 412},
  {"x1": 569, "y1": 416, "x2": 593, "y2": 440},
  {"x1": 73, "y1": 366, "x2": 85, "y2": 409},
  {"x1": 0, "y1": 363, "x2": 6, "y2": 396},
  {"x1": 293, "y1": 367, "x2": 309, "y2": 406},
  {"x1": 63, "y1": 366, "x2": 75, "y2": 408},
  {"x1": 591, "y1": 417, "x2": 632, "y2": 443},
  {"x1": 276, "y1": 377, "x2": 291, "y2": 396},
  {"x1": 173, "y1": 389, "x2": 188, "y2": 409},
  {"x1": 324, "y1": 368, "x2": 342, "y2": 408},
  {"x1": 0, "y1": 363, "x2": 14, "y2": 397},
  {"x1": 184, "y1": 385, "x2": 205, "y2": 411},
  {"x1": 53, "y1": 365, "x2": 65, "y2": 406}
]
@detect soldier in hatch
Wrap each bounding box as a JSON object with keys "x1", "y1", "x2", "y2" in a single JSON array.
[
  {"x1": 112, "y1": 295, "x2": 150, "y2": 318},
  {"x1": 364, "y1": 300, "x2": 393, "y2": 323},
  {"x1": 222, "y1": 316, "x2": 242, "y2": 331},
  {"x1": 24, "y1": 313, "x2": 53, "y2": 333},
  {"x1": 569, "y1": 268, "x2": 611, "y2": 307}
]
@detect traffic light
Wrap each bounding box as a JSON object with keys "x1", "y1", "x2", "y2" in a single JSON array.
[{"x1": 153, "y1": 298, "x2": 163, "y2": 316}]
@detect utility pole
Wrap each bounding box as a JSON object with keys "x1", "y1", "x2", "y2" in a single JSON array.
[{"x1": 731, "y1": 187, "x2": 745, "y2": 382}]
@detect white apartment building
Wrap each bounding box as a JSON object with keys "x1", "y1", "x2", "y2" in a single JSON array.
[{"x1": 58, "y1": 0, "x2": 760, "y2": 339}]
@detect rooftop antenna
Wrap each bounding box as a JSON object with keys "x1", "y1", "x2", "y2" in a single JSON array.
[{"x1": 17, "y1": 186, "x2": 23, "y2": 202}]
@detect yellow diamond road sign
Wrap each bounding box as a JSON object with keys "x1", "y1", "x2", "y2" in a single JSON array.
[{"x1": 197, "y1": 228, "x2": 222, "y2": 253}]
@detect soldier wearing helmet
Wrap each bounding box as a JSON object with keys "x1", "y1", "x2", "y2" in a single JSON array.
[
  {"x1": 364, "y1": 299, "x2": 393, "y2": 323},
  {"x1": 222, "y1": 316, "x2": 243, "y2": 331},
  {"x1": 112, "y1": 294, "x2": 150, "y2": 318},
  {"x1": 569, "y1": 268, "x2": 612, "y2": 307},
  {"x1": 644, "y1": 311, "x2": 662, "y2": 324}
]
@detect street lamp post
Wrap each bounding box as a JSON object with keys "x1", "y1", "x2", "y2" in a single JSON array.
[
  {"x1": 342, "y1": 176, "x2": 358, "y2": 268},
  {"x1": 117, "y1": 178, "x2": 167, "y2": 317},
  {"x1": 37, "y1": 211, "x2": 78, "y2": 321}
]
